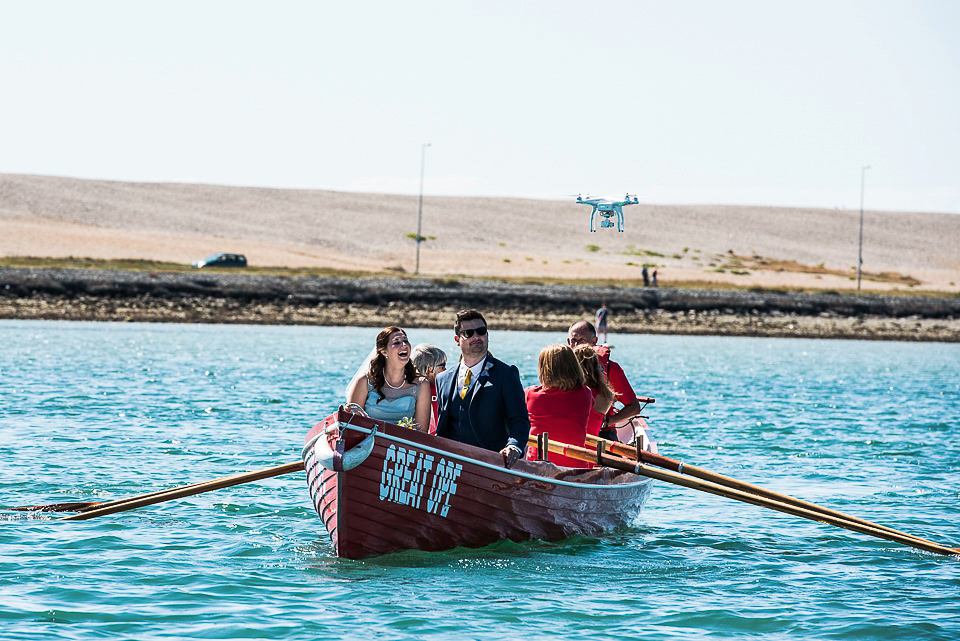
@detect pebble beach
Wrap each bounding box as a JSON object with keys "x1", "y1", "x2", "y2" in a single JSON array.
[{"x1": 3, "y1": 267, "x2": 958, "y2": 342}]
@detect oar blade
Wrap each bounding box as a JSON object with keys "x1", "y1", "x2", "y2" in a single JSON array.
[
  {"x1": 8, "y1": 501, "x2": 104, "y2": 513},
  {"x1": 63, "y1": 460, "x2": 304, "y2": 521}
]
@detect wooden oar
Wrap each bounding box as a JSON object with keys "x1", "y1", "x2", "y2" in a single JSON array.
[
  {"x1": 584, "y1": 434, "x2": 944, "y2": 548},
  {"x1": 11, "y1": 478, "x2": 229, "y2": 513},
  {"x1": 10, "y1": 464, "x2": 295, "y2": 514},
  {"x1": 531, "y1": 436, "x2": 959, "y2": 556},
  {"x1": 61, "y1": 461, "x2": 304, "y2": 521}
]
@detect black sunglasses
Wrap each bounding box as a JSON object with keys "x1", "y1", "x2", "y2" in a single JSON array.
[{"x1": 459, "y1": 326, "x2": 488, "y2": 338}]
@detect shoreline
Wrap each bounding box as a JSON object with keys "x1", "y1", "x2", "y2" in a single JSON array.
[
  {"x1": 5, "y1": 297, "x2": 959, "y2": 342},
  {"x1": 2, "y1": 267, "x2": 958, "y2": 342}
]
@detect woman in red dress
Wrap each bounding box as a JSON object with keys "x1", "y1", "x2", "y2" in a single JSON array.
[
  {"x1": 573, "y1": 344, "x2": 616, "y2": 437},
  {"x1": 525, "y1": 344, "x2": 593, "y2": 468}
]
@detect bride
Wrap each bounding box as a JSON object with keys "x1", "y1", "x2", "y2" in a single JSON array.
[{"x1": 345, "y1": 326, "x2": 432, "y2": 431}]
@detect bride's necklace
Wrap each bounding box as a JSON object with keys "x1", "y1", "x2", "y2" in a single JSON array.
[{"x1": 384, "y1": 373, "x2": 405, "y2": 389}]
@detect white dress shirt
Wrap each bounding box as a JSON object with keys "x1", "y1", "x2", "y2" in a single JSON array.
[{"x1": 456, "y1": 359, "x2": 485, "y2": 398}]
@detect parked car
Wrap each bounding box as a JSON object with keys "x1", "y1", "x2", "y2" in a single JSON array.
[{"x1": 192, "y1": 253, "x2": 247, "y2": 269}]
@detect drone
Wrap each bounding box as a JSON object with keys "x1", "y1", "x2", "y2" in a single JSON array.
[{"x1": 576, "y1": 193, "x2": 639, "y2": 232}]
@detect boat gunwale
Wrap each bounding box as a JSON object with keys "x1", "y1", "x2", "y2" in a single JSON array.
[{"x1": 303, "y1": 420, "x2": 651, "y2": 491}]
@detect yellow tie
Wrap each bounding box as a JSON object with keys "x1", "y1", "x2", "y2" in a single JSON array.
[{"x1": 460, "y1": 369, "x2": 472, "y2": 399}]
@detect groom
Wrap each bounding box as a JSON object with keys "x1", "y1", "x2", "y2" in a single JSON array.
[{"x1": 435, "y1": 309, "x2": 530, "y2": 467}]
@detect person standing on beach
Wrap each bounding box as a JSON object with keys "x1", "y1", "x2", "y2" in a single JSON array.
[
  {"x1": 641, "y1": 266, "x2": 650, "y2": 287},
  {"x1": 595, "y1": 303, "x2": 609, "y2": 344},
  {"x1": 652, "y1": 269, "x2": 659, "y2": 287},
  {"x1": 567, "y1": 320, "x2": 641, "y2": 441},
  {"x1": 435, "y1": 309, "x2": 530, "y2": 468}
]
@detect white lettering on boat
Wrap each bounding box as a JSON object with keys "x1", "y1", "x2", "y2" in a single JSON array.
[
  {"x1": 379, "y1": 444, "x2": 461, "y2": 517},
  {"x1": 426, "y1": 459, "x2": 462, "y2": 518}
]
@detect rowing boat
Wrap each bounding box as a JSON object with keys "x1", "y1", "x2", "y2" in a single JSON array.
[{"x1": 302, "y1": 407, "x2": 657, "y2": 559}]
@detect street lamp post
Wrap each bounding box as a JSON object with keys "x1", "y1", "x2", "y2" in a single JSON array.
[
  {"x1": 856, "y1": 165, "x2": 870, "y2": 291},
  {"x1": 415, "y1": 143, "x2": 431, "y2": 275}
]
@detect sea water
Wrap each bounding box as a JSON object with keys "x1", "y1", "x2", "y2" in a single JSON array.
[{"x1": 1, "y1": 320, "x2": 958, "y2": 640}]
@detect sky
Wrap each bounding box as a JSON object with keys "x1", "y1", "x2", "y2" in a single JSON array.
[{"x1": 1, "y1": 0, "x2": 959, "y2": 213}]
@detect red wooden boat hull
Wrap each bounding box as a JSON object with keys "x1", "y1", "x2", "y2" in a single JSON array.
[{"x1": 302, "y1": 409, "x2": 654, "y2": 559}]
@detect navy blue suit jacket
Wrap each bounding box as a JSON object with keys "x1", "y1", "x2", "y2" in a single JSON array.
[{"x1": 435, "y1": 353, "x2": 530, "y2": 452}]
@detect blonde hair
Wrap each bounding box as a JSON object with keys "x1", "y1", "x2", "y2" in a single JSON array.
[
  {"x1": 574, "y1": 344, "x2": 614, "y2": 407},
  {"x1": 538, "y1": 344, "x2": 584, "y2": 391}
]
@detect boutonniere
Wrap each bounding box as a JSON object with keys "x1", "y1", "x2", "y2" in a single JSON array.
[{"x1": 480, "y1": 361, "x2": 494, "y2": 378}]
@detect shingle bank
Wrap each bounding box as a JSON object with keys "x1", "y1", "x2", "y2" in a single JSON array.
[{"x1": 2, "y1": 267, "x2": 958, "y2": 342}]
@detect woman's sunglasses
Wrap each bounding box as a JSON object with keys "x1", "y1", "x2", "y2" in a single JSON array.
[{"x1": 459, "y1": 326, "x2": 488, "y2": 338}]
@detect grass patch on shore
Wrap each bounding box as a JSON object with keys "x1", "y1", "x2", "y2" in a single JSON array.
[
  {"x1": 1, "y1": 256, "x2": 190, "y2": 272},
  {"x1": 622, "y1": 245, "x2": 664, "y2": 258},
  {"x1": 717, "y1": 252, "x2": 922, "y2": 287},
  {"x1": 662, "y1": 279, "x2": 957, "y2": 298},
  {"x1": 0, "y1": 255, "x2": 387, "y2": 280}
]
